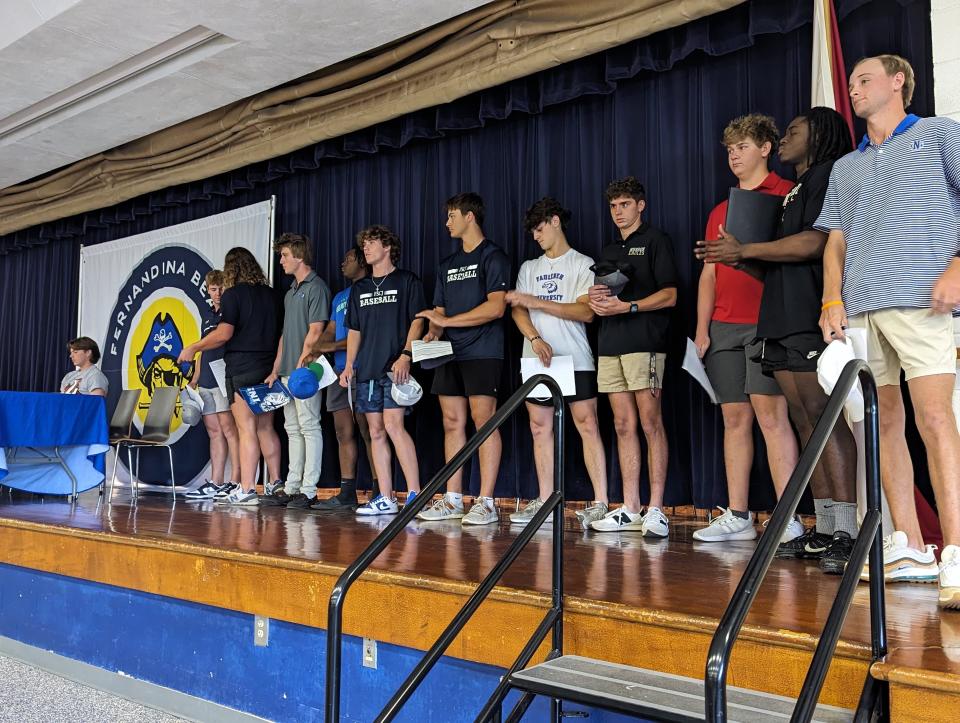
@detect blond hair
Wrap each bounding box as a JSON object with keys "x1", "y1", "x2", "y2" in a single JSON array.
[
  {"x1": 722, "y1": 114, "x2": 779, "y2": 150},
  {"x1": 857, "y1": 54, "x2": 915, "y2": 108}
]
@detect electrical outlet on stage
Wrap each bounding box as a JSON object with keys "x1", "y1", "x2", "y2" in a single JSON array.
[
  {"x1": 254, "y1": 615, "x2": 269, "y2": 647},
  {"x1": 362, "y1": 638, "x2": 377, "y2": 669}
]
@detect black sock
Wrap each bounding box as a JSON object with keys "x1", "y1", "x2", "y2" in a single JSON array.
[
  {"x1": 338, "y1": 479, "x2": 357, "y2": 498},
  {"x1": 730, "y1": 509, "x2": 750, "y2": 520}
]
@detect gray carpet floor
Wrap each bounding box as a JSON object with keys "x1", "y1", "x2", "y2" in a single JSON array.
[{"x1": 0, "y1": 654, "x2": 187, "y2": 722}]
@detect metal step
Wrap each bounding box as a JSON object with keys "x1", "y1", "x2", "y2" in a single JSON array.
[{"x1": 508, "y1": 656, "x2": 853, "y2": 722}]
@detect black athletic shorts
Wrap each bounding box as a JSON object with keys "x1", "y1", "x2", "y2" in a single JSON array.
[
  {"x1": 225, "y1": 365, "x2": 272, "y2": 401},
  {"x1": 431, "y1": 359, "x2": 502, "y2": 397},
  {"x1": 759, "y1": 332, "x2": 827, "y2": 376},
  {"x1": 526, "y1": 370, "x2": 598, "y2": 406}
]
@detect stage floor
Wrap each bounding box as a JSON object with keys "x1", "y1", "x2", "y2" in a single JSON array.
[{"x1": 0, "y1": 490, "x2": 958, "y2": 717}]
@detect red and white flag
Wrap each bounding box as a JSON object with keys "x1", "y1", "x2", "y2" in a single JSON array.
[{"x1": 812, "y1": 0, "x2": 855, "y2": 142}]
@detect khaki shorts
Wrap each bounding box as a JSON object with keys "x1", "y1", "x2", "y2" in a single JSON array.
[
  {"x1": 598, "y1": 352, "x2": 665, "y2": 393},
  {"x1": 848, "y1": 307, "x2": 955, "y2": 386}
]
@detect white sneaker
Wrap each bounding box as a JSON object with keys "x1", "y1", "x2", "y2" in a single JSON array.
[
  {"x1": 761, "y1": 515, "x2": 805, "y2": 543},
  {"x1": 184, "y1": 480, "x2": 219, "y2": 502},
  {"x1": 356, "y1": 495, "x2": 399, "y2": 516},
  {"x1": 859, "y1": 530, "x2": 938, "y2": 583},
  {"x1": 575, "y1": 502, "x2": 609, "y2": 531},
  {"x1": 462, "y1": 497, "x2": 499, "y2": 526},
  {"x1": 939, "y1": 545, "x2": 960, "y2": 610},
  {"x1": 641, "y1": 507, "x2": 669, "y2": 538},
  {"x1": 213, "y1": 481, "x2": 239, "y2": 502},
  {"x1": 416, "y1": 494, "x2": 465, "y2": 521},
  {"x1": 510, "y1": 498, "x2": 548, "y2": 526},
  {"x1": 227, "y1": 487, "x2": 259, "y2": 506},
  {"x1": 590, "y1": 506, "x2": 643, "y2": 532},
  {"x1": 692, "y1": 508, "x2": 756, "y2": 542}
]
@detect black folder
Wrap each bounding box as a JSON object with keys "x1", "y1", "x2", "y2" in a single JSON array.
[{"x1": 723, "y1": 187, "x2": 784, "y2": 243}]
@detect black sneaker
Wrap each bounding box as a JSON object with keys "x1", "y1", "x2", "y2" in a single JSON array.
[
  {"x1": 819, "y1": 531, "x2": 855, "y2": 575},
  {"x1": 775, "y1": 527, "x2": 833, "y2": 560},
  {"x1": 259, "y1": 489, "x2": 291, "y2": 507},
  {"x1": 310, "y1": 492, "x2": 359, "y2": 511},
  {"x1": 286, "y1": 493, "x2": 313, "y2": 509}
]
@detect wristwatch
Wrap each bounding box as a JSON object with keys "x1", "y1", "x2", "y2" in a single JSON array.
[{"x1": 629, "y1": 303, "x2": 639, "y2": 314}]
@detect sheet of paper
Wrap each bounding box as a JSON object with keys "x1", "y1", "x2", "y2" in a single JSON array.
[
  {"x1": 411, "y1": 339, "x2": 453, "y2": 362},
  {"x1": 314, "y1": 355, "x2": 339, "y2": 389},
  {"x1": 681, "y1": 338, "x2": 718, "y2": 404},
  {"x1": 520, "y1": 355, "x2": 576, "y2": 399},
  {"x1": 209, "y1": 358, "x2": 227, "y2": 397}
]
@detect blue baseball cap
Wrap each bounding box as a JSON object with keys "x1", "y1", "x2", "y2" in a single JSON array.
[{"x1": 288, "y1": 367, "x2": 320, "y2": 399}]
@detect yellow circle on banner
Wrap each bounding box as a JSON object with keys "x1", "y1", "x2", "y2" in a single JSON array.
[{"x1": 125, "y1": 297, "x2": 200, "y2": 430}]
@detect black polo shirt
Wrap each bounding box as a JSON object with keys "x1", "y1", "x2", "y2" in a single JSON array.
[
  {"x1": 220, "y1": 283, "x2": 281, "y2": 376},
  {"x1": 597, "y1": 223, "x2": 678, "y2": 355},
  {"x1": 757, "y1": 161, "x2": 833, "y2": 340}
]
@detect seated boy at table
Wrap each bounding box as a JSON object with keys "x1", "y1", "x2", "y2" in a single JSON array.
[{"x1": 60, "y1": 337, "x2": 108, "y2": 397}]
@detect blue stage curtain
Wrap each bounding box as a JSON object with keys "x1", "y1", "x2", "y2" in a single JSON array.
[{"x1": 0, "y1": 0, "x2": 932, "y2": 508}]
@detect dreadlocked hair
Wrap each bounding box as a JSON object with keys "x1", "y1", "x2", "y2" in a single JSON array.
[{"x1": 804, "y1": 106, "x2": 853, "y2": 167}]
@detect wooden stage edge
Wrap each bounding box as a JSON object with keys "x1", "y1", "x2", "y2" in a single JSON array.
[{"x1": 0, "y1": 495, "x2": 958, "y2": 720}]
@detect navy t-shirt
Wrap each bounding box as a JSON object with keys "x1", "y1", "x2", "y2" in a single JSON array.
[
  {"x1": 220, "y1": 283, "x2": 280, "y2": 376},
  {"x1": 347, "y1": 269, "x2": 427, "y2": 381},
  {"x1": 432, "y1": 239, "x2": 510, "y2": 360},
  {"x1": 597, "y1": 224, "x2": 679, "y2": 355},
  {"x1": 197, "y1": 307, "x2": 224, "y2": 388}
]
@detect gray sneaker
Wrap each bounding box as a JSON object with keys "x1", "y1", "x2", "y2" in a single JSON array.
[
  {"x1": 462, "y1": 498, "x2": 499, "y2": 526},
  {"x1": 509, "y1": 498, "x2": 548, "y2": 526},
  {"x1": 416, "y1": 495, "x2": 465, "y2": 521},
  {"x1": 575, "y1": 502, "x2": 609, "y2": 531}
]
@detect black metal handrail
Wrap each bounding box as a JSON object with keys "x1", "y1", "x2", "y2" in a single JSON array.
[
  {"x1": 325, "y1": 374, "x2": 566, "y2": 722},
  {"x1": 705, "y1": 359, "x2": 888, "y2": 722}
]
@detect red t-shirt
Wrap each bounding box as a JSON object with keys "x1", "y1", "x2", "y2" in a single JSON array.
[{"x1": 706, "y1": 171, "x2": 794, "y2": 324}]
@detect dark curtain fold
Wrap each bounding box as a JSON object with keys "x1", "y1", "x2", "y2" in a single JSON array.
[{"x1": 0, "y1": 0, "x2": 933, "y2": 508}]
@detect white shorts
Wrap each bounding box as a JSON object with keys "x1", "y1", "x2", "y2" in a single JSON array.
[{"x1": 199, "y1": 386, "x2": 231, "y2": 415}]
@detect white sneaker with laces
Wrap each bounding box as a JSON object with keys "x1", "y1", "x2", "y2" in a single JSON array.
[
  {"x1": 510, "y1": 498, "x2": 548, "y2": 526},
  {"x1": 462, "y1": 497, "x2": 499, "y2": 526},
  {"x1": 590, "y1": 506, "x2": 643, "y2": 532},
  {"x1": 416, "y1": 494, "x2": 465, "y2": 521},
  {"x1": 939, "y1": 545, "x2": 960, "y2": 610},
  {"x1": 859, "y1": 530, "x2": 939, "y2": 583},
  {"x1": 692, "y1": 508, "x2": 756, "y2": 542},
  {"x1": 356, "y1": 495, "x2": 399, "y2": 516},
  {"x1": 641, "y1": 507, "x2": 669, "y2": 538},
  {"x1": 184, "y1": 480, "x2": 220, "y2": 501},
  {"x1": 782, "y1": 517, "x2": 805, "y2": 543},
  {"x1": 575, "y1": 502, "x2": 609, "y2": 531},
  {"x1": 213, "y1": 481, "x2": 239, "y2": 503},
  {"x1": 227, "y1": 487, "x2": 259, "y2": 506}
]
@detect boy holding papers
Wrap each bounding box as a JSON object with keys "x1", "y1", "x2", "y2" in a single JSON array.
[{"x1": 506, "y1": 197, "x2": 609, "y2": 528}]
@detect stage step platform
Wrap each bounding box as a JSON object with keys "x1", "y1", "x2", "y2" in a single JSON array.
[
  {"x1": 0, "y1": 492, "x2": 957, "y2": 721},
  {"x1": 509, "y1": 655, "x2": 852, "y2": 722}
]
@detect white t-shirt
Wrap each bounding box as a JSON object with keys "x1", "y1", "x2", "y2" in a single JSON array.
[
  {"x1": 60, "y1": 365, "x2": 109, "y2": 395},
  {"x1": 516, "y1": 248, "x2": 595, "y2": 371}
]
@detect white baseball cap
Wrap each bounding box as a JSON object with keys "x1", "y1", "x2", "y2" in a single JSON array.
[
  {"x1": 387, "y1": 373, "x2": 423, "y2": 406},
  {"x1": 179, "y1": 386, "x2": 203, "y2": 426}
]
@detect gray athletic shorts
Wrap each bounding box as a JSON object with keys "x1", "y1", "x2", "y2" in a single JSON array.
[
  {"x1": 199, "y1": 386, "x2": 231, "y2": 415},
  {"x1": 704, "y1": 321, "x2": 781, "y2": 404},
  {"x1": 326, "y1": 379, "x2": 350, "y2": 413}
]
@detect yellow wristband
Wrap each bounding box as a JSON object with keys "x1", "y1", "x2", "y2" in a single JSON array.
[{"x1": 821, "y1": 300, "x2": 844, "y2": 311}]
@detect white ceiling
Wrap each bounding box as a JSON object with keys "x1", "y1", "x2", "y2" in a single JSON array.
[{"x1": 0, "y1": 0, "x2": 490, "y2": 189}]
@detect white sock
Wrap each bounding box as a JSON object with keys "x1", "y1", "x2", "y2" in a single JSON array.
[{"x1": 446, "y1": 492, "x2": 463, "y2": 506}]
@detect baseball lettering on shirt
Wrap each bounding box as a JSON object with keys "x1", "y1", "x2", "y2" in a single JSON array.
[
  {"x1": 358, "y1": 289, "x2": 399, "y2": 307},
  {"x1": 446, "y1": 264, "x2": 479, "y2": 282},
  {"x1": 627, "y1": 247, "x2": 646, "y2": 256},
  {"x1": 536, "y1": 272, "x2": 565, "y2": 302}
]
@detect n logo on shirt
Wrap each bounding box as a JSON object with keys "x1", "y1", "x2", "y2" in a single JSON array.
[{"x1": 913, "y1": 140, "x2": 924, "y2": 151}]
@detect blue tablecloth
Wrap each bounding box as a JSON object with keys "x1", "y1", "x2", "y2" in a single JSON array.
[{"x1": 0, "y1": 391, "x2": 109, "y2": 495}]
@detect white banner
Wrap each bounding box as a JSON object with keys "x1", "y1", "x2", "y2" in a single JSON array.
[{"x1": 79, "y1": 200, "x2": 274, "y2": 488}]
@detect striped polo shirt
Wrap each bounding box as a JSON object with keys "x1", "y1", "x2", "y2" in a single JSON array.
[{"x1": 814, "y1": 114, "x2": 960, "y2": 316}]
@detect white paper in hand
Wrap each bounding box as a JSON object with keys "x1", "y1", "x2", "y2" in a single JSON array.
[
  {"x1": 520, "y1": 355, "x2": 576, "y2": 400},
  {"x1": 209, "y1": 359, "x2": 228, "y2": 398},
  {"x1": 682, "y1": 338, "x2": 717, "y2": 404},
  {"x1": 313, "y1": 356, "x2": 339, "y2": 389}
]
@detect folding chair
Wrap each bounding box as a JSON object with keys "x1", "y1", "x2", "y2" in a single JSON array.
[
  {"x1": 105, "y1": 389, "x2": 141, "y2": 499},
  {"x1": 110, "y1": 386, "x2": 178, "y2": 505}
]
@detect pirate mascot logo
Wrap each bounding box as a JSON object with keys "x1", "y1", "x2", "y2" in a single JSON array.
[{"x1": 102, "y1": 245, "x2": 214, "y2": 488}]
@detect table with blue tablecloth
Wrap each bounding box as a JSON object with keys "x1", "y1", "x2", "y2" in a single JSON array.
[{"x1": 0, "y1": 391, "x2": 109, "y2": 496}]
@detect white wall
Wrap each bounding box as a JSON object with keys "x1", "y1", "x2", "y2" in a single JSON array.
[{"x1": 932, "y1": 0, "x2": 960, "y2": 120}]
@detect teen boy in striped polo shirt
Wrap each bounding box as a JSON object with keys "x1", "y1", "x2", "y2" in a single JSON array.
[{"x1": 817, "y1": 54, "x2": 960, "y2": 610}]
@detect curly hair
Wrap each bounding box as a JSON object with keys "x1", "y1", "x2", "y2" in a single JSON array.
[
  {"x1": 273, "y1": 232, "x2": 313, "y2": 266},
  {"x1": 356, "y1": 225, "x2": 401, "y2": 266},
  {"x1": 223, "y1": 247, "x2": 268, "y2": 288},
  {"x1": 604, "y1": 176, "x2": 645, "y2": 203},
  {"x1": 524, "y1": 196, "x2": 572, "y2": 232},
  {"x1": 722, "y1": 113, "x2": 780, "y2": 150}
]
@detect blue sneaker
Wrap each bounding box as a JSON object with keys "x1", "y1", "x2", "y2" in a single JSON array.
[
  {"x1": 356, "y1": 495, "x2": 399, "y2": 516},
  {"x1": 404, "y1": 491, "x2": 418, "y2": 508}
]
